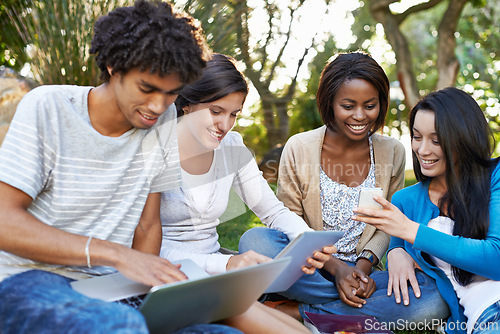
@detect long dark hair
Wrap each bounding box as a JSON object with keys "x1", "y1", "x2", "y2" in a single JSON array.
[
  {"x1": 175, "y1": 53, "x2": 248, "y2": 117},
  {"x1": 409, "y1": 87, "x2": 499, "y2": 285},
  {"x1": 316, "y1": 52, "x2": 389, "y2": 135}
]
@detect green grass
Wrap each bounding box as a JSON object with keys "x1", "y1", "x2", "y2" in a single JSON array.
[
  {"x1": 216, "y1": 174, "x2": 439, "y2": 334},
  {"x1": 218, "y1": 209, "x2": 264, "y2": 251},
  {"x1": 405, "y1": 170, "x2": 417, "y2": 187}
]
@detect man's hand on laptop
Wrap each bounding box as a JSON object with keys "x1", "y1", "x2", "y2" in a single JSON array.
[
  {"x1": 226, "y1": 250, "x2": 272, "y2": 271},
  {"x1": 302, "y1": 245, "x2": 337, "y2": 274},
  {"x1": 115, "y1": 248, "x2": 188, "y2": 287}
]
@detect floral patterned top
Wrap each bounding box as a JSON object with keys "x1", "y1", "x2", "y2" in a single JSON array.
[{"x1": 320, "y1": 136, "x2": 376, "y2": 262}]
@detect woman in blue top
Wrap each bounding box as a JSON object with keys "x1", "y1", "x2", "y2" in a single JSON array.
[{"x1": 353, "y1": 87, "x2": 500, "y2": 334}]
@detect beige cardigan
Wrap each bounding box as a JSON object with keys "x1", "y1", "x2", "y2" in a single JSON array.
[{"x1": 277, "y1": 126, "x2": 406, "y2": 268}]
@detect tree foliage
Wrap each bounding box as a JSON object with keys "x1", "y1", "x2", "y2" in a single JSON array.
[
  {"x1": 288, "y1": 37, "x2": 338, "y2": 137},
  {"x1": 182, "y1": 0, "x2": 334, "y2": 150},
  {"x1": 180, "y1": 0, "x2": 241, "y2": 56},
  {"x1": 1, "y1": 0, "x2": 497, "y2": 155},
  {"x1": 0, "y1": 0, "x2": 32, "y2": 71},
  {"x1": 186, "y1": 0, "x2": 498, "y2": 156},
  {"x1": 1, "y1": 0, "x2": 126, "y2": 85},
  {"x1": 367, "y1": 0, "x2": 470, "y2": 108},
  {"x1": 356, "y1": 0, "x2": 499, "y2": 153}
]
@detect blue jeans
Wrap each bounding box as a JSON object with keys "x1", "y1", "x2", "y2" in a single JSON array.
[
  {"x1": 0, "y1": 270, "x2": 241, "y2": 334},
  {"x1": 471, "y1": 301, "x2": 500, "y2": 334},
  {"x1": 239, "y1": 227, "x2": 450, "y2": 325}
]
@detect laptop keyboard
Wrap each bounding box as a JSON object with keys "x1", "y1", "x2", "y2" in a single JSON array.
[{"x1": 116, "y1": 294, "x2": 147, "y2": 309}]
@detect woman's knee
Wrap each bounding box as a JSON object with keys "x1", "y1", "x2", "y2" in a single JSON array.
[{"x1": 239, "y1": 227, "x2": 288, "y2": 257}]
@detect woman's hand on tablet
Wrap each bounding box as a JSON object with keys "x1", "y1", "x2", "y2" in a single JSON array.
[
  {"x1": 301, "y1": 245, "x2": 337, "y2": 274},
  {"x1": 226, "y1": 250, "x2": 272, "y2": 271}
]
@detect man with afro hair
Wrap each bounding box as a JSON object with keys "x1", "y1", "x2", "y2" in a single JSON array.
[{"x1": 0, "y1": 1, "x2": 246, "y2": 333}]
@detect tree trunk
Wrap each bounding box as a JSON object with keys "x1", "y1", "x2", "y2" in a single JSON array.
[
  {"x1": 436, "y1": 0, "x2": 469, "y2": 89},
  {"x1": 369, "y1": 0, "x2": 470, "y2": 108},
  {"x1": 261, "y1": 95, "x2": 290, "y2": 148},
  {"x1": 233, "y1": 0, "x2": 314, "y2": 150},
  {"x1": 369, "y1": 0, "x2": 421, "y2": 108}
]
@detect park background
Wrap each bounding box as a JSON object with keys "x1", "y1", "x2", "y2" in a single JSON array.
[{"x1": 1, "y1": 1, "x2": 499, "y2": 333}]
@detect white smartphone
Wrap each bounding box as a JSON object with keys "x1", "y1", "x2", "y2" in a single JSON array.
[{"x1": 358, "y1": 187, "x2": 383, "y2": 210}]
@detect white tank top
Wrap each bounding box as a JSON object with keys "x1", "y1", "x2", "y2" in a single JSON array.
[{"x1": 428, "y1": 216, "x2": 500, "y2": 334}]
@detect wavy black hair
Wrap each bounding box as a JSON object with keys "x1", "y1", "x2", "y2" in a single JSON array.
[
  {"x1": 175, "y1": 53, "x2": 248, "y2": 117},
  {"x1": 316, "y1": 52, "x2": 390, "y2": 135},
  {"x1": 409, "y1": 87, "x2": 499, "y2": 285},
  {"x1": 90, "y1": 0, "x2": 211, "y2": 84}
]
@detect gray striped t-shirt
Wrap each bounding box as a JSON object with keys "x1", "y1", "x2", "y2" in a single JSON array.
[{"x1": 0, "y1": 85, "x2": 180, "y2": 280}]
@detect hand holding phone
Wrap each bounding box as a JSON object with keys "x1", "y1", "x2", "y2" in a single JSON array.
[{"x1": 358, "y1": 188, "x2": 383, "y2": 211}]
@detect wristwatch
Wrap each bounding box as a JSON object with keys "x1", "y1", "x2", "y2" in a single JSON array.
[{"x1": 356, "y1": 250, "x2": 375, "y2": 265}]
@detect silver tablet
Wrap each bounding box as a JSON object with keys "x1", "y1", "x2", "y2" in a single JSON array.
[{"x1": 265, "y1": 230, "x2": 345, "y2": 293}]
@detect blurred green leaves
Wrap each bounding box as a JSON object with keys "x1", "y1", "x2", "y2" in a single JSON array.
[{"x1": 1, "y1": 0, "x2": 126, "y2": 85}]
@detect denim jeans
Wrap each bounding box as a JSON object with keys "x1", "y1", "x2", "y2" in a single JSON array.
[
  {"x1": 471, "y1": 301, "x2": 500, "y2": 334},
  {"x1": 239, "y1": 227, "x2": 450, "y2": 326},
  {"x1": 0, "y1": 270, "x2": 241, "y2": 334}
]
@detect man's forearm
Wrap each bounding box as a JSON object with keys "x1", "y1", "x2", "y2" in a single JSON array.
[
  {"x1": 132, "y1": 218, "x2": 162, "y2": 255},
  {"x1": 132, "y1": 192, "x2": 162, "y2": 255}
]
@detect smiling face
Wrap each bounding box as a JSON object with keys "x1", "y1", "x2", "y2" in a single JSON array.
[
  {"x1": 411, "y1": 109, "x2": 446, "y2": 181},
  {"x1": 331, "y1": 79, "x2": 380, "y2": 141},
  {"x1": 109, "y1": 67, "x2": 184, "y2": 130},
  {"x1": 181, "y1": 92, "x2": 246, "y2": 152}
]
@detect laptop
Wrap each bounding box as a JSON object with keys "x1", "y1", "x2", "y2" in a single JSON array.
[
  {"x1": 265, "y1": 230, "x2": 345, "y2": 293},
  {"x1": 71, "y1": 257, "x2": 291, "y2": 333}
]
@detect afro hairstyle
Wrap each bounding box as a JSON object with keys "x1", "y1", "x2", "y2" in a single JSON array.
[{"x1": 90, "y1": 0, "x2": 211, "y2": 84}]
